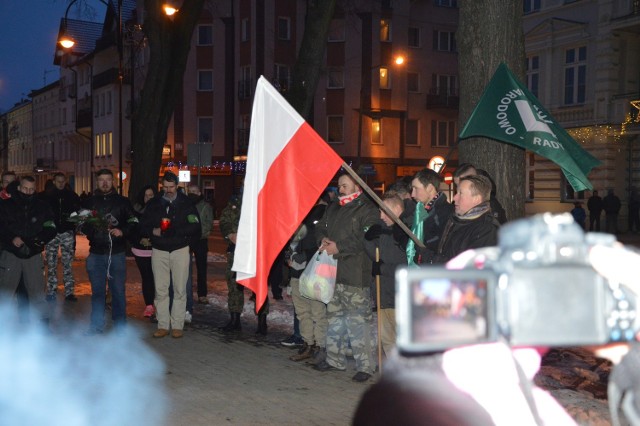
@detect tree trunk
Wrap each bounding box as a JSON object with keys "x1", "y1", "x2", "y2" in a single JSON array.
[
  {"x1": 287, "y1": 0, "x2": 337, "y2": 119},
  {"x1": 128, "y1": 0, "x2": 205, "y2": 201},
  {"x1": 458, "y1": 0, "x2": 526, "y2": 220}
]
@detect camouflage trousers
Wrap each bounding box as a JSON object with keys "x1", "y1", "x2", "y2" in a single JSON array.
[
  {"x1": 225, "y1": 251, "x2": 269, "y2": 315},
  {"x1": 325, "y1": 283, "x2": 376, "y2": 374},
  {"x1": 45, "y1": 231, "x2": 76, "y2": 296}
]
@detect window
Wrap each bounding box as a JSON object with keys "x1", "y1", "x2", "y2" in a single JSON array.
[
  {"x1": 436, "y1": 0, "x2": 458, "y2": 7},
  {"x1": 274, "y1": 64, "x2": 290, "y2": 93},
  {"x1": 101, "y1": 133, "x2": 106, "y2": 157},
  {"x1": 198, "y1": 117, "x2": 213, "y2": 142},
  {"x1": 408, "y1": 27, "x2": 420, "y2": 48},
  {"x1": 380, "y1": 19, "x2": 392, "y2": 42},
  {"x1": 62, "y1": 108, "x2": 67, "y2": 125},
  {"x1": 327, "y1": 68, "x2": 344, "y2": 88},
  {"x1": 564, "y1": 46, "x2": 586, "y2": 105},
  {"x1": 433, "y1": 31, "x2": 456, "y2": 52},
  {"x1": 95, "y1": 134, "x2": 100, "y2": 157},
  {"x1": 198, "y1": 70, "x2": 213, "y2": 91},
  {"x1": 239, "y1": 66, "x2": 252, "y2": 100},
  {"x1": 526, "y1": 55, "x2": 539, "y2": 98},
  {"x1": 108, "y1": 131, "x2": 113, "y2": 156},
  {"x1": 241, "y1": 18, "x2": 249, "y2": 42},
  {"x1": 107, "y1": 91, "x2": 112, "y2": 114},
  {"x1": 327, "y1": 116, "x2": 343, "y2": 144},
  {"x1": 371, "y1": 119, "x2": 382, "y2": 145},
  {"x1": 100, "y1": 93, "x2": 105, "y2": 116},
  {"x1": 407, "y1": 72, "x2": 419, "y2": 92},
  {"x1": 523, "y1": 0, "x2": 541, "y2": 13},
  {"x1": 277, "y1": 17, "x2": 290, "y2": 40},
  {"x1": 406, "y1": 119, "x2": 419, "y2": 146},
  {"x1": 328, "y1": 19, "x2": 345, "y2": 41},
  {"x1": 431, "y1": 120, "x2": 456, "y2": 147},
  {"x1": 379, "y1": 67, "x2": 390, "y2": 89},
  {"x1": 432, "y1": 74, "x2": 457, "y2": 95},
  {"x1": 198, "y1": 25, "x2": 213, "y2": 45},
  {"x1": 562, "y1": 175, "x2": 585, "y2": 201}
]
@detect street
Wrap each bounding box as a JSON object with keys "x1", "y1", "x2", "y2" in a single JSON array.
[{"x1": 41, "y1": 230, "x2": 368, "y2": 426}]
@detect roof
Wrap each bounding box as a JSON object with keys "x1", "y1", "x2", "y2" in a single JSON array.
[{"x1": 54, "y1": 18, "x2": 103, "y2": 65}]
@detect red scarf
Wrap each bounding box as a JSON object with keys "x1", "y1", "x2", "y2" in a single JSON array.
[{"x1": 339, "y1": 191, "x2": 362, "y2": 206}]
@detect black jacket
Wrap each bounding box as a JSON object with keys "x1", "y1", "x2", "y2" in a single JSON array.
[
  {"x1": 433, "y1": 211, "x2": 499, "y2": 264},
  {"x1": 0, "y1": 193, "x2": 57, "y2": 258},
  {"x1": 141, "y1": 191, "x2": 201, "y2": 252},
  {"x1": 82, "y1": 189, "x2": 138, "y2": 255},
  {"x1": 41, "y1": 187, "x2": 82, "y2": 233}
]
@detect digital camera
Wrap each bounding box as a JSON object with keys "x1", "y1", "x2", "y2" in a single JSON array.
[{"x1": 396, "y1": 213, "x2": 639, "y2": 353}]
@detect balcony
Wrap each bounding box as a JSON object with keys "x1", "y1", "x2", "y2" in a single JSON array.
[{"x1": 426, "y1": 88, "x2": 459, "y2": 109}]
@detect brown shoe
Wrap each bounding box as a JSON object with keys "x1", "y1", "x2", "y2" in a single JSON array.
[
  {"x1": 171, "y1": 329, "x2": 184, "y2": 338},
  {"x1": 153, "y1": 328, "x2": 169, "y2": 338},
  {"x1": 290, "y1": 343, "x2": 314, "y2": 362}
]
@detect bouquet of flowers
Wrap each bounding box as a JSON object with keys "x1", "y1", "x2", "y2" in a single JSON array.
[{"x1": 68, "y1": 209, "x2": 112, "y2": 232}]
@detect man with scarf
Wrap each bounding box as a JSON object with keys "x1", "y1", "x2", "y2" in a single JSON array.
[
  {"x1": 407, "y1": 168, "x2": 455, "y2": 265},
  {"x1": 434, "y1": 174, "x2": 499, "y2": 263},
  {"x1": 0, "y1": 176, "x2": 57, "y2": 323},
  {"x1": 314, "y1": 173, "x2": 379, "y2": 383},
  {"x1": 82, "y1": 169, "x2": 138, "y2": 334}
]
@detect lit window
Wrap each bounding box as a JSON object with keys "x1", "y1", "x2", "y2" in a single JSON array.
[
  {"x1": 371, "y1": 119, "x2": 382, "y2": 145},
  {"x1": 380, "y1": 19, "x2": 391, "y2": 42},
  {"x1": 379, "y1": 67, "x2": 390, "y2": 89}
]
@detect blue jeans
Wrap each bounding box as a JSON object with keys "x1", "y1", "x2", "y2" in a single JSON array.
[{"x1": 86, "y1": 252, "x2": 126, "y2": 332}]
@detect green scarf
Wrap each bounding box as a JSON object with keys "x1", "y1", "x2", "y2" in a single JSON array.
[{"x1": 406, "y1": 201, "x2": 430, "y2": 266}]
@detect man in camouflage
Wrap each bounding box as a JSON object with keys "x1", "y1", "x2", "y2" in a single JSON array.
[
  {"x1": 219, "y1": 194, "x2": 269, "y2": 334},
  {"x1": 42, "y1": 172, "x2": 81, "y2": 301},
  {"x1": 313, "y1": 173, "x2": 379, "y2": 382}
]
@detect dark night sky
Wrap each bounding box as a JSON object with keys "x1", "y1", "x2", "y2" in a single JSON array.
[{"x1": 0, "y1": 1, "x2": 106, "y2": 112}]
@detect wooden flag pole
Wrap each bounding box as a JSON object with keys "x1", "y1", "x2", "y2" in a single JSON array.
[{"x1": 375, "y1": 246, "x2": 383, "y2": 376}]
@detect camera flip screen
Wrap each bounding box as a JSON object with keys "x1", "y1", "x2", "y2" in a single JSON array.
[{"x1": 409, "y1": 277, "x2": 489, "y2": 346}]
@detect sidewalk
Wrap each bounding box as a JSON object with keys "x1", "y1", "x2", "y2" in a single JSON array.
[{"x1": 45, "y1": 234, "x2": 369, "y2": 426}]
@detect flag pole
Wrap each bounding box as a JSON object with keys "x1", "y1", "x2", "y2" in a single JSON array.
[
  {"x1": 375, "y1": 246, "x2": 383, "y2": 376},
  {"x1": 341, "y1": 162, "x2": 425, "y2": 249}
]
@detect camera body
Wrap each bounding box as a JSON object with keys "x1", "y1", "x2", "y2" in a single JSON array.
[{"x1": 396, "y1": 213, "x2": 639, "y2": 353}]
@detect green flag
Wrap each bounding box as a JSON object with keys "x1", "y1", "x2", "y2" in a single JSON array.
[{"x1": 459, "y1": 63, "x2": 600, "y2": 192}]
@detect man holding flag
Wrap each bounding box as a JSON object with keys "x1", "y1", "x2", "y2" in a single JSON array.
[{"x1": 313, "y1": 173, "x2": 379, "y2": 382}]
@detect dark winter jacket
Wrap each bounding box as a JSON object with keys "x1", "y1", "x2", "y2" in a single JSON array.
[
  {"x1": 603, "y1": 193, "x2": 621, "y2": 214},
  {"x1": 316, "y1": 194, "x2": 379, "y2": 288},
  {"x1": 141, "y1": 191, "x2": 201, "y2": 252},
  {"x1": 587, "y1": 195, "x2": 603, "y2": 215},
  {"x1": 219, "y1": 195, "x2": 241, "y2": 253},
  {"x1": 82, "y1": 189, "x2": 138, "y2": 255},
  {"x1": 0, "y1": 192, "x2": 57, "y2": 258},
  {"x1": 41, "y1": 187, "x2": 82, "y2": 233},
  {"x1": 433, "y1": 205, "x2": 499, "y2": 264},
  {"x1": 363, "y1": 220, "x2": 408, "y2": 309},
  {"x1": 288, "y1": 203, "x2": 328, "y2": 279}
]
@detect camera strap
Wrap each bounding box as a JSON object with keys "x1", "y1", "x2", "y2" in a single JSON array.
[{"x1": 609, "y1": 344, "x2": 640, "y2": 426}]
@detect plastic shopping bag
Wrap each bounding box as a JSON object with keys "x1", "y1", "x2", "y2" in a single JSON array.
[{"x1": 299, "y1": 250, "x2": 337, "y2": 304}]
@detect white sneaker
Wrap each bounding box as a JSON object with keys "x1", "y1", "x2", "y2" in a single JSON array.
[{"x1": 184, "y1": 311, "x2": 192, "y2": 324}]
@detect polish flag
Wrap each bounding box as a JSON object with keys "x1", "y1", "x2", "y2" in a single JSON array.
[{"x1": 233, "y1": 77, "x2": 344, "y2": 312}]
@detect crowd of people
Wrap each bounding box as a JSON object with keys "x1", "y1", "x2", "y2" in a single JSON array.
[{"x1": 0, "y1": 163, "x2": 631, "y2": 381}]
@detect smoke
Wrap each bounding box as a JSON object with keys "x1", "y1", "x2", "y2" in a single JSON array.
[{"x1": 0, "y1": 302, "x2": 168, "y2": 426}]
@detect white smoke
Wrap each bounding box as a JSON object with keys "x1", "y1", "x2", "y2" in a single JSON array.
[{"x1": 0, "y1": 302, "x2": 168, "y2": 426}]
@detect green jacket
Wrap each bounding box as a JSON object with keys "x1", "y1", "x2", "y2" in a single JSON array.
[
  {"x1": 219, "y1": 196, "x2": 241, "y2": 252},
  {"x1": 195, "y1": 199, "x2": 214, "y2": 239},
  {"x1": 315, "y1": 194, "x2": 379, "y2": 288}
]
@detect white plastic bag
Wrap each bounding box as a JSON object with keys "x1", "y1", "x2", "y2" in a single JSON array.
[{"x1": 299, "y1": 250, "x2": 337, "y2": 304}]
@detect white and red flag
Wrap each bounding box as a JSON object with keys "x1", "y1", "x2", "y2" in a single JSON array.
[{"x1": 233, "y1": 76, "x2": 344, "y2": 312}]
